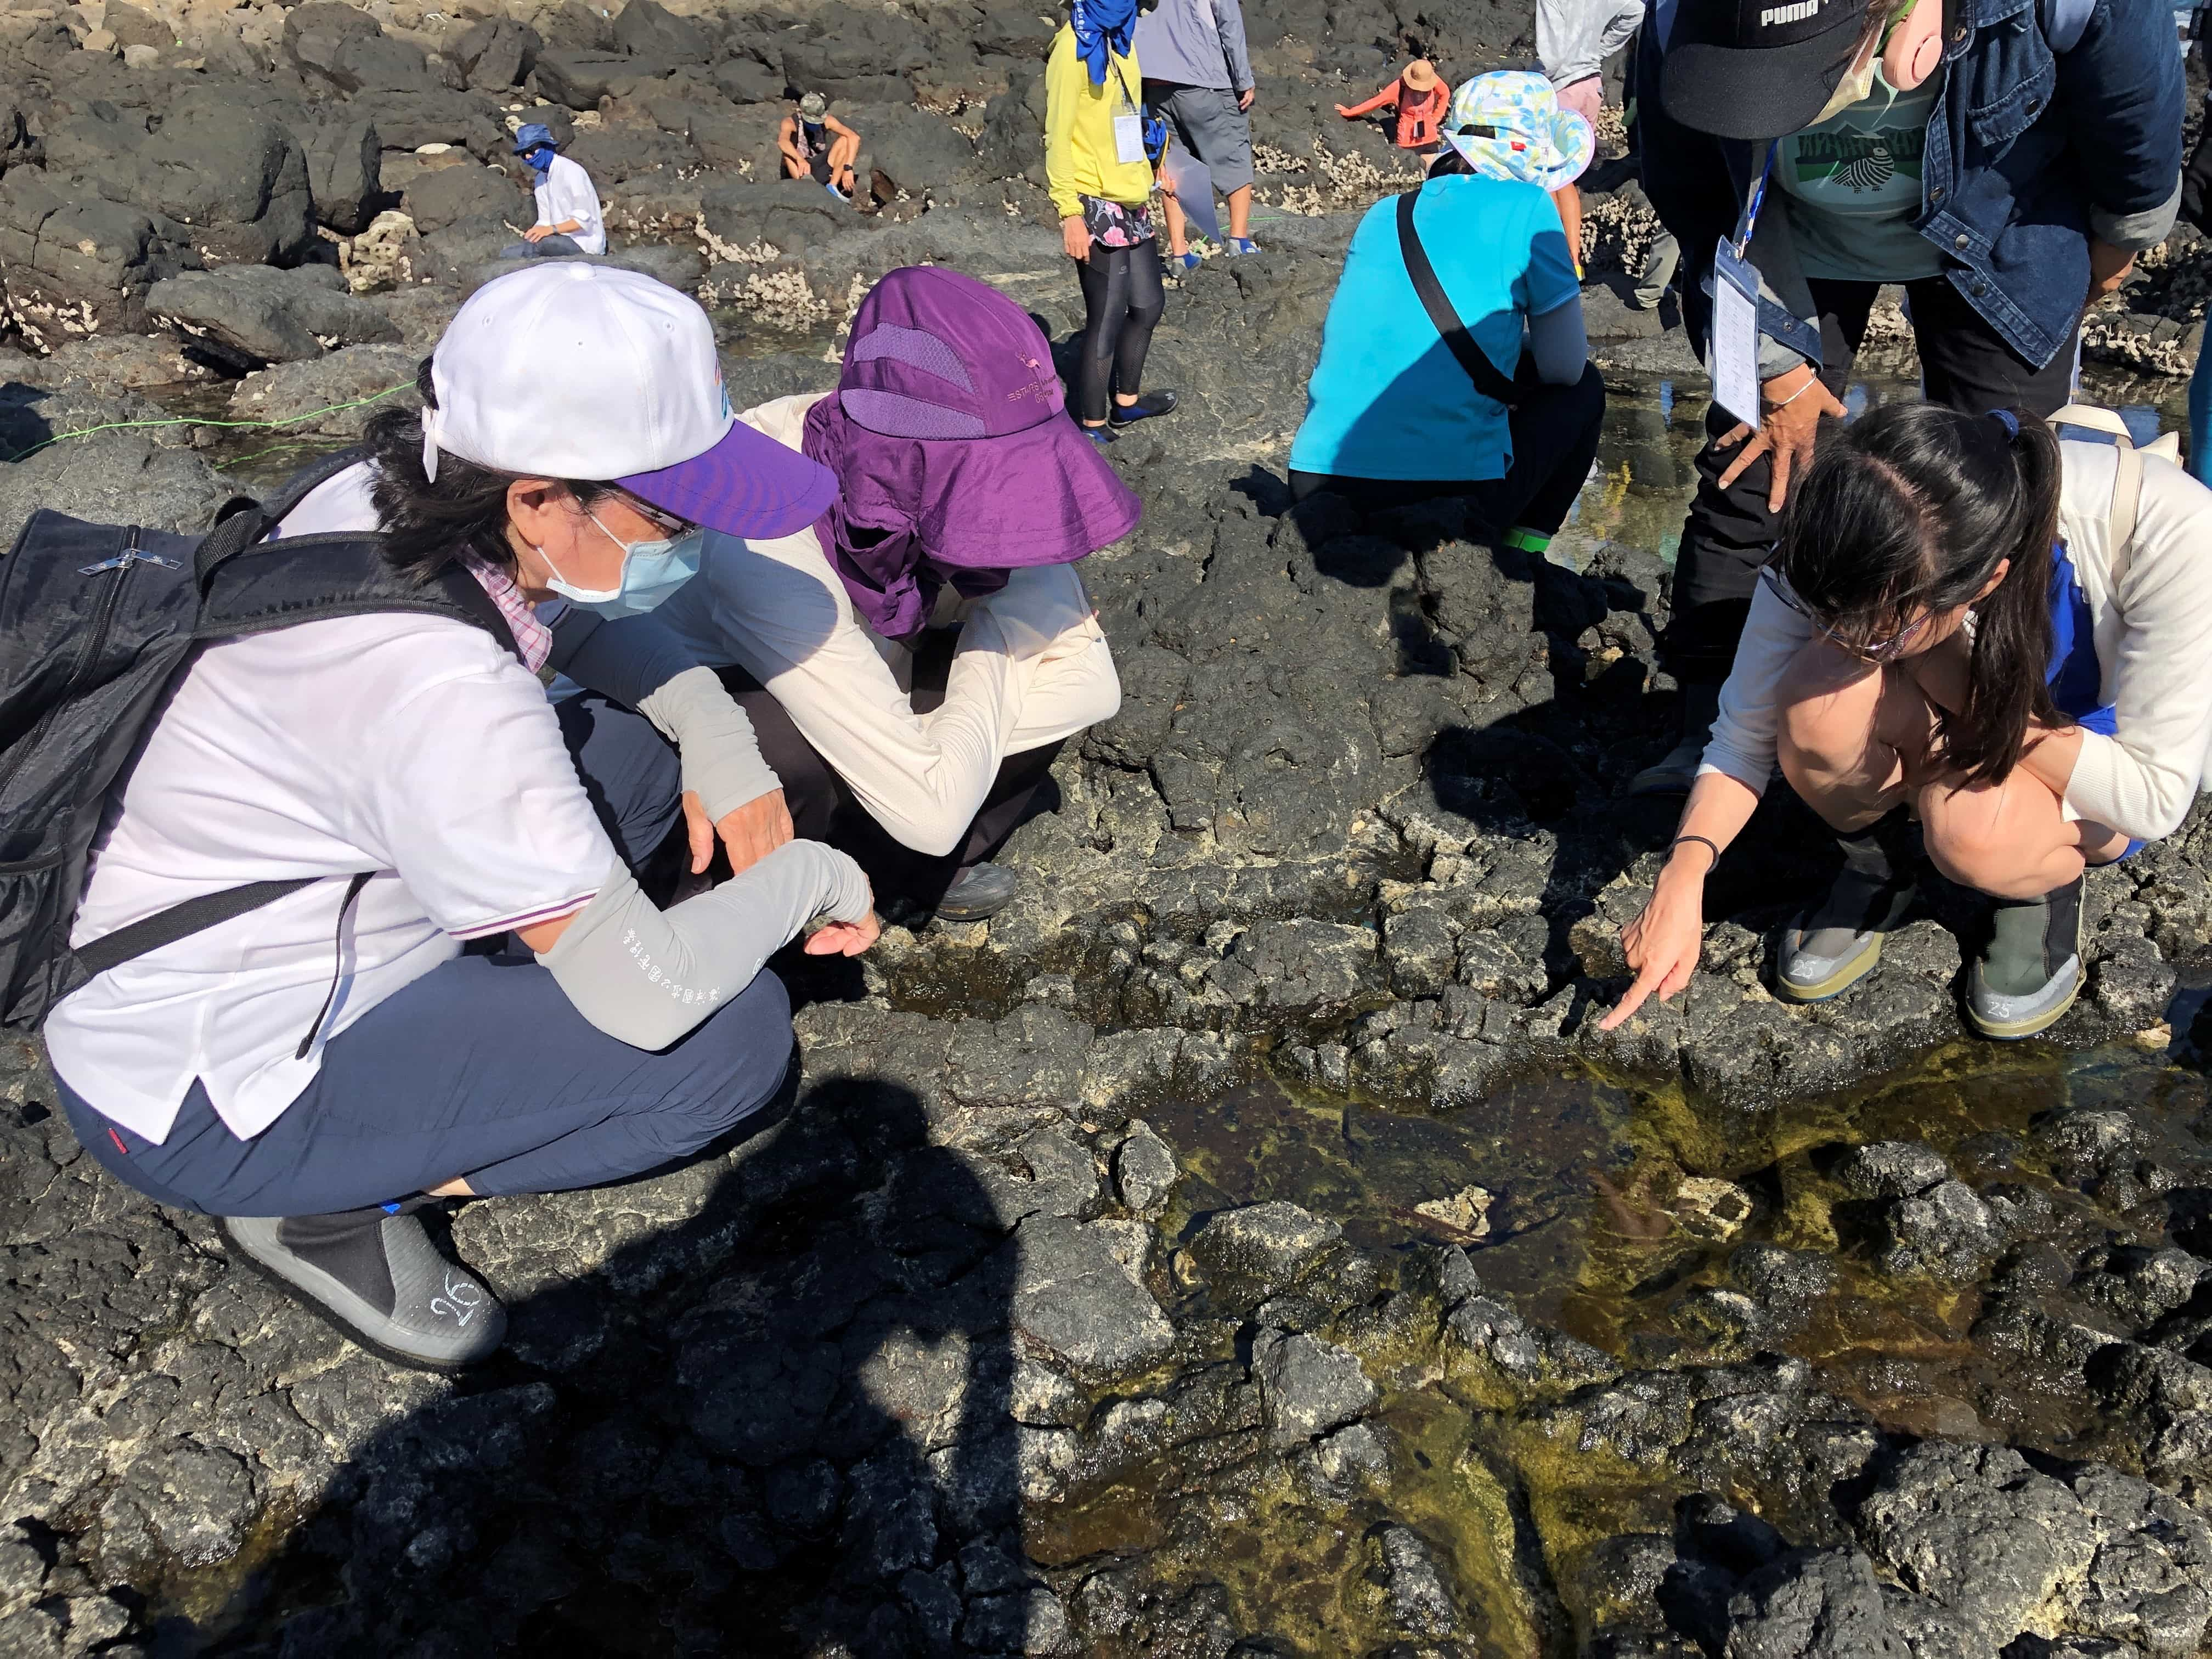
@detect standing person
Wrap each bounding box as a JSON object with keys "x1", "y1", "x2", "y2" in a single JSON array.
[
  {"x1": 1603, "y1": 404, "x2": 2212, "y2": 1040},
  {"x1": 1287, "y1": 71, "x2": 1604, "y2": 548},
  {"x1": 43, "y1": 263, "x2": 875, "y2": 1370},
  {"x1": 1626, "y1": 0, "x2": 2183, "y2": 795},
  {"x1": 1335, "y1": 58, "x2": 1450, "y2": 152},
  {"x1": 1047, "y1": 0, "x2": 1182, "y2": 447},
  {"x1": 780, "y1": 92, "x2": 861, "y2": 202},
  {"x1": 1537, "y1": 0, "x2": 1640, "y2": 278},
  {"x1": 656, "y1": 267, "x2": 1135, "y2": 923},
  {"x1": 1136, "y1": 0, "x2": 1261, "y2": 253},
  {"x1": 501, "y1": 123, "x2": 605, "y2": 259}
]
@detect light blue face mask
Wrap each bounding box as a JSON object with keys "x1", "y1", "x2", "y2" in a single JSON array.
[{"x1": 541, "y1": 510, "x2": 704, "y2": 620}]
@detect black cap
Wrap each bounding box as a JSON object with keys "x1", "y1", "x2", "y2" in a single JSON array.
[{"x1": 1661, "y1": 0, "x2": 1872, "y2": 141}]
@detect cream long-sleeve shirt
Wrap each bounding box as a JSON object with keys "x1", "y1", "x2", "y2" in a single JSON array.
[
  {"x1": 1701, "y1": 439, "x2": 2212, "y2": 845},
  {"x1": 653, "y1": 394, "x2": 1123, "y2": 858}
]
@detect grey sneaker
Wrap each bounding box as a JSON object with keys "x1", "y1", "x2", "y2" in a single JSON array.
[
  {"x1": 221, "y1": 1207, "x2": 506, "y2": 1371},
  {"x1": 1967, "y1": 876, "x2": 2085, "y2": 1040},
  {"x1": 1627, "y1": 682, "x2": 1722, "y2": 798},
  {"x1": 1777, "y1": 820, "x2": 1917, "y2": 1003},
  {"x1": 935, "y1": 861, "x2": 1020, "y2": 922}
]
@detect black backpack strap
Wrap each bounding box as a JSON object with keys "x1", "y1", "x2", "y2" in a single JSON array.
[
  {"x1": 71, "y1": 878, "x2": 325, "y2": 980},
  {"x1": 1396, "y1": 189, "x2": 1522, "y2": 410},
  {"x1": 259, "y1": 447, "x2": 371, "y2": 525},
  {"x1": 199, "y1": 532, "x2": 527, "y2": 666}
]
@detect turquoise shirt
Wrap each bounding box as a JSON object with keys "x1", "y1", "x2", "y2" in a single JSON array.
[{"x1": 1289, "y1": 175, "x2": 1579, "y2": 482}]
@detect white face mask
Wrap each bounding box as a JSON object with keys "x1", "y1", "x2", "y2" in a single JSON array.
[{"x1": 538, "y1": 509, "x2": 704, "y2": 620}]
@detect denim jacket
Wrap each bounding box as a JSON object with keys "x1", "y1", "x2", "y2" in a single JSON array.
[{"x1": 1640, "y1": 0, "x2": 2183, "y2": 375}]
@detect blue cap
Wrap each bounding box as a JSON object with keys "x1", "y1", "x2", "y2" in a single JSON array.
[{"x1": 512, "y1": 122, "x2": 557, "y2": 156}]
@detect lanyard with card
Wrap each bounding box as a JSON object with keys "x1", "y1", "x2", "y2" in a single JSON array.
[
  {"x1": 1110, "y1": 62, "x2": 1147, "y2": 165},
  {"x1": 1709, "y1": 143, "x2": 1776, "y2": 431}
]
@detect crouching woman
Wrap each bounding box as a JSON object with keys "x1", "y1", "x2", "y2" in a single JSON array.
[
  {"x1": 1605, "y1": 404, "x2": 2212, "y2": 1041},
  {"x1": 44, "y1": 264, "x2": 879, "y2": 1370}
]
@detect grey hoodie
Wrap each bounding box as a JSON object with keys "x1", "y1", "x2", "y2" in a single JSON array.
[
  {"x1": 1535, "y1": 0, "x2": 1643, "y2": 87},
  {"x1": 1133, "y1": 0, "x2": 1252, "y2": 93}
]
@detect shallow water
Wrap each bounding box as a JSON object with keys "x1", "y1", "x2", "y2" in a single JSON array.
[
  {"x1": 1047, "y1": 981, "x2": 2212, "y2": 1651},
  {"x1": 1562, "y1": 361, "x2": 2194, "y2": 567}
]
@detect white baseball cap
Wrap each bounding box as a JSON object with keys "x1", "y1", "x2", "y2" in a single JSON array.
[{"x1": 420, "y1": 262, "x2": 835, "y2": 538}]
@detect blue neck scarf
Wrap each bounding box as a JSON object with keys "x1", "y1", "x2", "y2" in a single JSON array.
[{"x1": 1070, "y1": 0, "x2": 1137, "y2": 86}]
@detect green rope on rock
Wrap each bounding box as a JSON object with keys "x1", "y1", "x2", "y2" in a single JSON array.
[{"x1": 3, "y1": 382, "x2": 414, "y2": 464}]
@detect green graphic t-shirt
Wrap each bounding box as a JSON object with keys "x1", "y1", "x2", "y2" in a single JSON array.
[{"x1": 1775, "y1": 76, "x2": 1945, "y2": 283}]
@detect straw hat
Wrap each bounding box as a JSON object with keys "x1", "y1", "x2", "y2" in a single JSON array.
[{"x1": 1401, "y1": 58, "x2": 1440, "y2": 91}]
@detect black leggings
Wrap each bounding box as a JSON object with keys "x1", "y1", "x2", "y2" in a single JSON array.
[
  {"x1": 1075, "y1": 240, "x2": 1165, "y2": 424},
  {"x1": 1288, "y1": 363, "x2": 1606, "y2": 533}
]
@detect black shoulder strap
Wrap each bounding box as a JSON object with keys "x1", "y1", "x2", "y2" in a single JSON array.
[
  {"x1": 198, "y1": 532, "x2": 527, "y2": 665},
  {"x1": 1396, "y1": 190, "x2": 1521, "y2": 410},
  {"x1": 74, "y1": 523, "x2": 531, "y2": 987},
  {"x1": 71, "y1": 879, "x2": 325, "y2": 981},
  {"x1": 260, "y1": 447, "x2": 370, "y2": 525}
]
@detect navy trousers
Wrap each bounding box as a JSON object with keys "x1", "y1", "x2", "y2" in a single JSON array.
[{"x1": 56, "y1": 696, "x2": 794, "y2": 1217}]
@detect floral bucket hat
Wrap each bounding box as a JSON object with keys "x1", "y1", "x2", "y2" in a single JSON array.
[{"x1": 1442, "y1": 70, "x2": 1595, "y2": 191}]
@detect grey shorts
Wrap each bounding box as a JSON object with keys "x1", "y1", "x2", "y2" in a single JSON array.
[{"x1": 1148, "y1": 82, "x2": 1255, "y2": 196}]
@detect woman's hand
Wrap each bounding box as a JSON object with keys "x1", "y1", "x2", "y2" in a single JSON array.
[
  {"x1": 523, "y1": 224, "x2": 552, "y2": 243},
  {"x1": 1599, "y1": 856, "x2": 1711, "y2": 1030},
  {"x1": 2087, "y1": 238, "x2": 2136, "y2": 305},
  {"x1": 805, "y1": 912, "x2": 881, "y2": 955},
  {"x1": 1061, "y1": 215, "x2": 1092, "y2": 262},
  {"x1": 682, "y1": 788, "x2": 796, "y2": 877},
  {"x1": 1715, "y1": 364, "x2": 1847, "y2": 513}
]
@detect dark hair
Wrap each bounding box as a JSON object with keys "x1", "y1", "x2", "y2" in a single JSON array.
[
  {"x1": 1427, "y1": 146, "x2": 1471, "y2": 179},
  {"x1": 361, "y1": 356, "x2": 614, "y2": 586},
  {"x1": 1774, "y1": 401, "x2": 2063, "y2": 786}
]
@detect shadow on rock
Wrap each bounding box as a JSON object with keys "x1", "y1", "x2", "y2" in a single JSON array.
[{"x1": 142, "y1": 1074, "x2": 1037, "y2": 1656}]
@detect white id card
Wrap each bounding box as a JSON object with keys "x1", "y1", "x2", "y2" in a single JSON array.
[
  {"x1": 1710, "y1": 242, "x2": 1763, "y2": 430},
  {"x1": 1113, "y1": 111, "x2": 1146, "y2": 165}
]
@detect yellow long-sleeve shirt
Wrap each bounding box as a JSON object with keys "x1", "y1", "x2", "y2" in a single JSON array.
[{"x1": 1043, "y1": 25, "x2": 1154, "y2": 219}]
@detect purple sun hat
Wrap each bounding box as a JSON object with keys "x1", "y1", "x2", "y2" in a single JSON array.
[{"x1": 824, "y1": 267, "x2": 1140, "y2": 570}]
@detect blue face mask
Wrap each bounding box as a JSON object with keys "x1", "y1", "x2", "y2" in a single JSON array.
[
  {"x1": 543, "y1": 512, "x2": 704, "y2": 620},
  {"x1": 526, "y1": 146, "x2": 555, "y2": 173}
]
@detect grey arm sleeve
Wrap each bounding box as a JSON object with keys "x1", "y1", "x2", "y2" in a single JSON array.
[
  {"x1": 1528, "y1": 296, "x2": 1589, "y2": 385},
  {"x1": 635, "y1": 665, "x2": 783, "y2": 821},
  {"x1": 539, "y1": 844, "x2": 872, "y2": 1050}
]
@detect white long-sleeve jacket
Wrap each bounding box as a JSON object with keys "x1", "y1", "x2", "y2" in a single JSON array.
[
  {"x1": 1701, "y1": 439, "x2": 2212, "y2": 845},
  {"x1": 533, "y1": 155, "x2": 605, "y2": 255}
]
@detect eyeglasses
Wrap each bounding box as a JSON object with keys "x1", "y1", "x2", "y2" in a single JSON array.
[
  {"x1": 608, "y1": 488, "x2": 699, "y2": 540},
  {"x1": 1760, "y1": 565, "x2": 1929, "y2": 663}
]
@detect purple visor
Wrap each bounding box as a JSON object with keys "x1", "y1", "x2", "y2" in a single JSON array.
[{"x1": 618, "y1": 416, "x2": 838, "y2": 540}]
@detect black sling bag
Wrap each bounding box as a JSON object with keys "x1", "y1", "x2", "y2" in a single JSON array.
[{"x1": 1395, "y1": 188, "x2": 1523, "y2": 410}]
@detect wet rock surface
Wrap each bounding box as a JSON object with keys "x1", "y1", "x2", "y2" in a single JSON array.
[{"x1": 5, "y1": 0, "x2": 2212, "y2": 1653}]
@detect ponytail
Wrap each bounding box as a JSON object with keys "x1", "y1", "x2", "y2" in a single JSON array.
[
  {"x1": 1947, "y1": 408, "x2": 2063, "y2": 785},
  {"x1": 1774, "y1": 402, "x2": 2062, "y2": 788}
]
